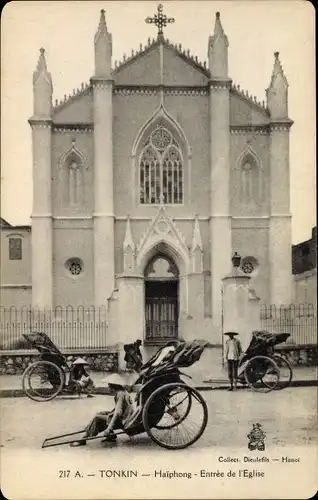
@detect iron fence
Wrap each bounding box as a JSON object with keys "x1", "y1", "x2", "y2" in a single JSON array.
[
  {"x1": 0, "y1": 306, "x2": 108, "y2": 351},
  {"x1": 260, "y1": 303, "x2": 317, "y2": 346}
]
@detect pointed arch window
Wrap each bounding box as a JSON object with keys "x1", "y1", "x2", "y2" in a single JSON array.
[
  {"x1": 68, "y1": 160, "x2": 83, "y2": 205},
  {"x1": 59, "y1": 142, "x2": 87, "y2": 208},
  {"x1": 239, "y1": 153, "x2": 262, "y2": 205},
  {"x1": 140, "y1": 127, "x2": 183, "y2": 205}
]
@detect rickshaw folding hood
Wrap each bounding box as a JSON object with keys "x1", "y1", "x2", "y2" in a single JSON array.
[{"x1": 271, "y1": 333, "x2": 290, "y2": 345}]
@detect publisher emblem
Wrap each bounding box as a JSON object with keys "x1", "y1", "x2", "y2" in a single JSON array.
[{"x1": 247, "y1": 423, "x2": 266, "y2": 451}]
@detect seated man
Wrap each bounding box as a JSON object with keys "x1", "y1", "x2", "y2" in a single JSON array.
[
  {"x1": 70, "y1": 373, "x2": 139, "y2": 447},
  {"x1": 71, "y1": 358, "x2": 95, "y2": 398}
]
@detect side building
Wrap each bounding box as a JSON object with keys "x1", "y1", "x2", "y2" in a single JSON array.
[
  {"x1": 292, "y1": 226, "x2": 317, "y2": 305},
  {"x1": 0, "y1": 218, "x2": 31, "y2": 307}
]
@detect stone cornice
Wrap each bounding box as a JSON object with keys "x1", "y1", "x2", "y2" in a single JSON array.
[
  {"x1": 114, "y1": 86, "x2": 159, "y2": 96},
  {"x1": 115, "y1": 216, "x2": 210, "y2": 221},
  {"x1": 209, "y1": 79, "x2": 232, "y2": 90},
  {"x1": 90, "y1": 77, "x2": 114, "y2": 89},
  {"x1": 54, "y1": 216, "x2": 92, "y2": 220},
  {"x1": 269, "y1": 120, "x2": 294, "y2": 132},
  {"x1": 230, "y1": 125, "x2": 269, "y2": 135},
  {"x1": 113, "y1": 85, "x2": 209, "y2": 96},
  {"x1": 28, "y1": 118, "x2": 52, "y2": 129},
  {"x1": 164, "y1": 87, "x2": 209, "y2": 96},
  {"x1": 52, "y1": 123, "x2": 93, "y2": 133}
]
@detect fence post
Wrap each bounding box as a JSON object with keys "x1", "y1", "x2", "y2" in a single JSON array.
[{"x1": 222, "y1": 268, "x2": 261, "y2": 354}]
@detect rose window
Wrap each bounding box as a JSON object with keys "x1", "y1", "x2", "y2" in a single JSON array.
[
  {"x1": 242, "y1": 261, "x2": 254, "y2": 274},
  {"x1": 150, "y1": 127, "x2": 172, "y2": 151},
  {"x1": 66, "y1": 258, "x2": 83, "y2": 276},
  {"x1": 241, "y1": 256, "x2": 260, "y2": 277}
]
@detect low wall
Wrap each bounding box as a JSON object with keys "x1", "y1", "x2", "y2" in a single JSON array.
[
  {"x1": 0, "y1": 343, "x2": 316, "y2": 376},
  {"x1": 0, "y1": 350, "x2": 119, "y2": 375},
  {"x1": 275, "y1": 345, "x2": 317, "y2": 366}
]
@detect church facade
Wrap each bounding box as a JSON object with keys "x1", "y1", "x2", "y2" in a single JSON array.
[{"x1": 3, "y1": 9, "x2": 294, "y2": 345}]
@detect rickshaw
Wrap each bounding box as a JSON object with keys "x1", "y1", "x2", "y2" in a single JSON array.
[
  {"x1": 41, "y1": 339, "x2": 209, "y2": 450},
  {"x1": 21, "y1": 332, "x2": 92, "y2": 401},
  {"x1": 238, "y1": 331, "x2": 293, "y2": 392}
]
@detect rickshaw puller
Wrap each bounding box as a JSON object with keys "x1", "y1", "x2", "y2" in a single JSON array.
[
  {"x1": 224, "y1": 332, "x2": 242, "y2": 391},
  {"x1": 70, "y1": 373, "x2": 139, "y2": 447}
]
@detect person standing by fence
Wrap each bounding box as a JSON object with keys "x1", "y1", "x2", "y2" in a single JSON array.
[
  {"x1": 123, "y1": 339, "x2": 143, "y2": 372},
  {"x1": 224, "y1": 332, "x2": 242, "y2": 391}
]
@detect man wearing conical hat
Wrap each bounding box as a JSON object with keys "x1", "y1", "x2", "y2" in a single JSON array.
[
  {"x1": 70, "y1": 372, "x2": 138, "y2": 447},
  {"x1": 224, "y1": 332, "x2": 242, "y2": 391},
  {"x1": 71, "y1": 358, "x2": 95, "y2": 398}
]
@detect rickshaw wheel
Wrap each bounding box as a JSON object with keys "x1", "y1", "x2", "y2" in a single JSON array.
[
  {"x1": 244, "y1": 356, "x2": 280, "y2": 393},
  {"x1": 142, "y1": 383, "x2": 208, "y2": 450},
  {"x1": 271, "y1": 354, "x2": 293, "y2": 389},
  {"x1": 22, "y1": 361, "x2": 65, "y2": 402},
  {"x1": 153, "y1": 387, "x2": 192, "y2": 430}
]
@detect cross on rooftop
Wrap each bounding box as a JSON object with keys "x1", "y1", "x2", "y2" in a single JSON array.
[{"x1": 145, "y1": 4, "x2": 175, "y2": 38}]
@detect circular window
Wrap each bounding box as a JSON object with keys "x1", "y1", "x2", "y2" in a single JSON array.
[
  {"x1": 242, "y1": 261, "x2": 254, "y2": 274},
  {"x1": 151, "y1": 127, "x2": 172, "y2": 151},
  {"x1": 66, "y1": 258, "x2": 83, "y2": 276},
  {"x1": 241, "y1": 256, "x2": 259, "y2": 277}
]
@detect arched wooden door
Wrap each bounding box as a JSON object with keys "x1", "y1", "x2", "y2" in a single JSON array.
[{"x1": 144, "y1": 255, "x2": 179, "y2": 344}]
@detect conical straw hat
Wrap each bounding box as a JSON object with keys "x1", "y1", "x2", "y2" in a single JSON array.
[
  {"x1": 72, "y1": 357, "x2": 90, "y2": 365},
  {"x1": 102, "y1": 373, "x2": 129, "y2": 387}
]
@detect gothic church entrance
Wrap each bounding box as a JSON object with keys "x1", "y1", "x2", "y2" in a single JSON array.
[{"x1": 144, "y1": 255, "x2": 179, "y2": 344}]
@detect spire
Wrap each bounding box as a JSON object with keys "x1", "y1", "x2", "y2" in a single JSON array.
[
  {"x1": 123, "y1": 216, "x2": 135, "y2": 251},
  {"x1": 266, "y1": 52, "x2": 289, "y2": 120},
  {"x1": 123, "y1": 216, "x2": 135, "y2": 273},
  {"x1": 34, "y1": 48, "x2": 46, "y2": 76},
  {"x1": 214, "y1": 11, "x2": 225, "y2": 37},
  {"x1": 208, "y1": 12, "x2": 229, "y2": 79},
  {"x1": 94, "y1": 9, "x2": 112, "y2": 78},
  {"x1": 191, "y1": 216, "x2": 203, "y2": 252},
  {"x1": 269, "y1": 51, "x2": 288, "y2": 88},
  {"x1": 32, "y1": 48, "x2": 53, "y2": 119},
  {"x1": 94, "y1": 9, "x2": 108, "y2": 43},
  {"x1": 33, "y1": 48, "x2": 52, "y2": 86},
  {"x1": 191, "y1": 216, "x2": 203, "y2": 273}
]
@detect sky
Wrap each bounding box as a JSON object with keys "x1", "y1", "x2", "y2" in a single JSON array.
[{"x1": 1, "y1": 0, "x2": 316, "y2": 244}]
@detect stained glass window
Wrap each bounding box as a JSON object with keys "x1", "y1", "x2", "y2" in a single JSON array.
[
  {"x1": 140, "y1": 127, "x2": 183, "y2": 204},
  {"x1": 9, "y1": 238, "x2": 22, "y2": 260}
]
